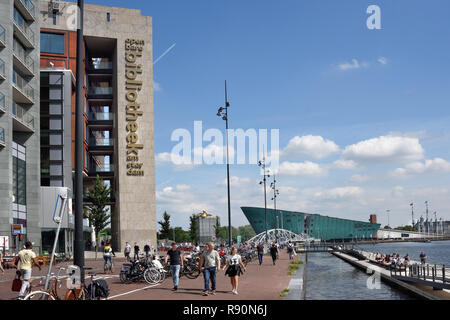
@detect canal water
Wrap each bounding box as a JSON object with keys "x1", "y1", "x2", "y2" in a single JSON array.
[{"x1": 304, "y1": 241, "x2": 450, "y2": 300}]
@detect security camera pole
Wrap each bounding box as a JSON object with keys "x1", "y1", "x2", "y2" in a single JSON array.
[
  {"x1": 216, "y1": 81, "x2": 232, "y2": 247},
  {"x1": 74, "y1": 0, "x2": 85, "y2": 281}
]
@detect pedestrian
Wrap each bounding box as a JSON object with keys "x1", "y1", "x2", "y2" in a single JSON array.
[
  {"x1": 287, "y1": 241, "x2": 294, "y2": 260},
  {"x1": 15, "y1": 241, "x2": 41, "y2": 299},
  {"x1": 0, "y1": 249, "x2": 4, "y2": 274},
  {"x1": 223, "y1": 247, "x2": 246, "y2": 295},
  {"x1": 257, "y1": 242, "x2": 264, "y2": 265},
  {"x1": 103, "y1": 241, "x2": 114, "y2": 272},
  {"x1": 199, "y1": 242, "x2": 221, "y2": 296},
  {"x1": 419, "y1": 251, "x2": 427, "y2": 264},
  {"x1": 124, "y1": 242, "x2": 131, "y2": 261},
  {"x1": 164, "y1": 242, "x2": 183, "y2": 291},
  {"x1": 270, "y1": 243, "x2": 279, "y2": 265},
  {"x1": 144, "y1": 243, "x2": 151, "y2": 260},
  {"x1": 134, "y1": 242, "x2": 140, "y2": 261}
]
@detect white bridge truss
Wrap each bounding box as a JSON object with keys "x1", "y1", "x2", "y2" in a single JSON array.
[{"x1": 248, "y1": 229, "x2": 318, "y2": 244}]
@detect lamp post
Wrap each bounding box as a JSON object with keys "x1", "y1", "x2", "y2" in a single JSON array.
[
  {"x1": 74, "y1": 0, "x2": 85, "y2": 282},
  {"x1": 386, "y1": 209, "x2": 390, "y2": 228},
  {"x1": 258, "y1": 153, "x2": 270, "y2": 243},
  {"x1": 410, "y1": 202, "x2": 414, "y2": 229},
  {"x1": 270, "y1": 175, "x2": 279, "y2": 238},
  {"x1": 216, "y1": 81, "x2": 232, "y2": 247},
  {"x1": 425, "y1": 201, "x2": 429, "y2": 236}
]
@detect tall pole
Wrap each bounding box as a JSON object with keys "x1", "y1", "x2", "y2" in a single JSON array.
[
  {"x1": 433, "y1": 212, "x2": 437, "y2": 235},
  {"x1": 224, "y1": 81, "x2": 232, "y2": 247},
  {"x1": 425, "y1": 201, "x2": 429, "y2": 236},
  {"x1": 410, "y1": 202, "x2": 414, "y2": 228},
  {"x1": 263, "y1": 155, "x2": 268, "y2": 243},
  {"x1": 74, "y1": 0, "x2": 85, "y2": 282},
  {"x1": 386, "y1": 209, "x2": 390, "y2": 228}
]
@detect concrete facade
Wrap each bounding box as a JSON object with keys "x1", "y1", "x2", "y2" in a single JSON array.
[
  {"x1": 39, "y1": 1, "x2": 156, "y2": 251},
  {"x1": 0, "y1": 0, "x2": 40, "y2": 253}
]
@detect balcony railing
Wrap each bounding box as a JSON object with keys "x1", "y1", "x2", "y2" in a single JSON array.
[
  {"x1": 0, "y1": 127, "x2": 5, "y2": 146},
  {"x1": 12, "y1": 71, "x2": 34, "y2": 101},
  {"x1": 89, "y1": 164, "x2": 114, "y2": 173},
  {"x1": 89, "y1": 137, "x2": 114, "y2": 147},
  {"x1": 89, "y1": 60, "x2": 113, "y2": 70},
  {"x1": 0, "y1": 92, "x2": 5, "y2": 111},
  {"x1": 88, "y1": 87, "x2": 113, "y2": 95},
  {"x1": 0, "y1": 58, "x2": 5, "y2": 77},
  {"x1": 13, "y1": 9, "x2": 35, "y2": 44},
  {"x1": 13, "y1": 39, "x2": 34, "y2": 73},
  {"x1": 88, "y1": 112, "x2": 113, "y2": 121},
  {"x1": 12, "y1": 102, "x2": 34, "y2": 129},
  {"x1": 19, "y1": 0, "x2": 35, "y2": 18},
  {"x1": 0, "y1": 24, "x2": 5, "y2": 45}
]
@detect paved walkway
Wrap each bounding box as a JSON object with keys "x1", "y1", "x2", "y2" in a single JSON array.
[{"x1": 0, "y1": 251, "x2": 295, "y2": 300}]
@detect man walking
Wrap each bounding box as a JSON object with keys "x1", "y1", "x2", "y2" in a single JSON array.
[
  {"x1": 165, "y1": 242, "x2": 183, "y2": 291},
  {"x1": 199, "y1": 242, "x2": 221, "y2": 296},
  {"x1": 144, "y1": 243, "x2": 151, "y2": 260},
  {"x1": 257, "y1": 242, "x2": 264, "y2": 265},
  {"x1": 269, "y1": 243, "x2": 279, "y2": 265},
  {"x1": 15, "y1": 241, "x2": 41, "y2": 299},
  {"x1": 124, "y1": 242, "x2": 131, "y2": 261},
  {"x1": 134, "y1": 242, "x2": 140, "y2": 261}
]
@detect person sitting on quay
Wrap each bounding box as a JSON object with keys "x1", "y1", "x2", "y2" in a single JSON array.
[{"x1": 419, "y1": 251, "x2": 427, "y2": 265}]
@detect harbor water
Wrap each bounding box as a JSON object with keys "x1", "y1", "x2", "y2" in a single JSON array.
[{"x1": 304, "y1": 241, "x2": 450, "y2": 299}]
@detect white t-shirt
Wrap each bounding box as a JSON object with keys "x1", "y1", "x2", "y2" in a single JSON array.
[{"x1": 227, "y1": 254, "x2": 241, "y2": 266}]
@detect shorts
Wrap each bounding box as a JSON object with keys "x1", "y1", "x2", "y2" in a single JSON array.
[{"x1": 225, "y1": 265, "x2": 242, "y2": 277}]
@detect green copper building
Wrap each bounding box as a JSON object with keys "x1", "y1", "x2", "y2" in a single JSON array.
[{"x1": 241, "y1": 207, "x2": 380, "y2": 241}]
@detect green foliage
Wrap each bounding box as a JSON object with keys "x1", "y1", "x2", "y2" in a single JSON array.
[
  {"x1": 158, "y1": 211, "x2": 171, "y2": 239},
  {"x1": 215, "y1": 225, "x2": 256, "y2": 242},
  {"x1": 189, "y1": 214, "x2": 199, "y2": 242},
  {"x1": 171, "y1": 227, "x2": 190, "y2": 242},
  {"x1": 383, "y1": 225, "x2": 391, "y2": 229},
  {"x1": 395, "y1": 225, "x2": 418, "y2": 232},
  {"x1": 84, "y1": 175, "x2": 111, "y2": 241}
]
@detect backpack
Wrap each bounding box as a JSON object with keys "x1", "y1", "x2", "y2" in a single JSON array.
[{"x1": 89, "y1": 279, "x2": 110, "y2": 298}]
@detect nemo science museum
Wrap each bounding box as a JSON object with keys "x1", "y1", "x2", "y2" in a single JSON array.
[{"x1": 241, "y1": 207, "x2": 381, "y2": 241}]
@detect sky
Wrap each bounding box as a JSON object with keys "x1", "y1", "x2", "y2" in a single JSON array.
[{"x1": 80, "y1": 0, "x2": 450, "y2": 230}]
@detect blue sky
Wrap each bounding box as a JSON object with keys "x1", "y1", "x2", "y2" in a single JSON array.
[{"x1": 82, "y1": 0, "x2": 450, "y2": 229}]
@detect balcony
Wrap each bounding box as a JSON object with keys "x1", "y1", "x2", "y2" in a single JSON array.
[
  {"x1": 88, "y1": 163, "x2": 114, "y2": 176},
  {"x1": 0, "y1": 127, "x2": 5, "y2": 147},
  {"x1": 13, "y1": 39, "x2": 34, "y2": 76},
  {"x1": 89, "y1": 137, "x2": 114, "y2": 147},
  {"x1": 0, "y1": 92, "x2": 6, "y2": 113},
  {"x1": 12, "y1": 70, "x2": 34, "y2": 104},
  {"x1": 0, "y1": 59, "x2": 5, "y2": 81},
  {"x1": 88, "y1": 87, "x2": 113, "y2": 96},
  {"x1": 12, "y1": 102, "x2": 34, "y2": 133},
  {"x1": 88, "y1": 112, "x2": 113, "y2": 121},
  {"x1": 0, "y1": 24, "x2": 5, "y2": 48},
  {"x1": 87, "y1": 59, "x2": 113, "y2": 75},
  {"x1": 13, "y1": 9, "x2": 35, "y2": 49},
  {"x1": 14, "y1": 0, "x2": 35, "y2": 22}
]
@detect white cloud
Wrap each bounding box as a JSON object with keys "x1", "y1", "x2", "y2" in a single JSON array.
[
  {"x1": 337, "y1": 59, "x2": 369, "y2": 71},
  {"x1": 282, "y1": 135, "x2": 340, "y2": 160},
  {"x1": 349, "y1": 174, "x2": 370, "y2": 183},
  {"x1": 392, "y1": 158, "x2": 450, "y2": 177},
  {"x1": 342, "y1": 135, "x2": 424, "y2": 163},
  {"x1": 333, "y1": 159, "x2": 359, "y2": 170},
  {"x1": 154, "y1": 82, "x2": 162, "y2": 92},
  {"x1": 278, "y1": 161, "x2": 328, "y2": 177},
  {"x1": 378, "y1": 57, "x2": 388, "y2": 65},
  {"x1": 220, "y1": 176, "x2": 251, "y2": 187},
  {"x1": 313, "y1": 186, "x2": 364, "y2": 200}
]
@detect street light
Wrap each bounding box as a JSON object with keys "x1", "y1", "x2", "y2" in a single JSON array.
[
  {"x1": 216, "y1": 81, "x2": 232, "y2": 247},
  {"x1": 258, "y1": 155, "x2": 270, "y2": 243},
  {"x1": 270, "y1": 175, "x2": 280, "y2": 235},
  {"x1": 386, "y1": 209, "x2": 390, "y2": 228}
]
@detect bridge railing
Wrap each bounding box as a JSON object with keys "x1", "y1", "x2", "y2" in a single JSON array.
[{"x1": 391, "y1": 263, "x2": 450, "y2": 285}]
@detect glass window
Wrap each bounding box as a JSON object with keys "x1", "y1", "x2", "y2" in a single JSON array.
[{"x1": 40, "y1": 32, "x2": 65, "y2": 54}]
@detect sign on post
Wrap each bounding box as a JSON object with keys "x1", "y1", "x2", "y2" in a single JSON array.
[
  {"x1": 11, "y1": 224, "x2": 23, "y2": 235},
  {"x1": 237, "y1": 235, "x2": 242, "y2": 244}
]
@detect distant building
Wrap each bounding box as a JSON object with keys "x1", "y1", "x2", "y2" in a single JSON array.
[{"x1": 197, "y1": 210, "x2": 219, "y2": 244}]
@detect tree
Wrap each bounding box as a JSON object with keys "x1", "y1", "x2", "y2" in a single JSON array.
[
  {"x1": 238, "y1": 225, "x2": 256, "y2": 240},
  {"x1": 384, "y1": 225, "x2": 392, "y2": 229},
  {"x1": 158, "y1": 211, "x2": 171, "y2": 240},
  {"x1": 189, "y1": 214, "x2": 199, "y2": 243},
  {"x1": 84, "y1": 175, "x2": 111, "y2": 259},
  {"x1": 214, "y1": 217, "x2": 221, "y2": 238},
  {"x1": 396, "y1": 225, "x2": 418, "y2": 232}
]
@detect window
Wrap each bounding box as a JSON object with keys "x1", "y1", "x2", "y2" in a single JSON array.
[
  {"x1": 53, "y1": 13, "x2": 57, "y2": 25},
  {"x1": 106, "y1": 12, "x2": 110, "y2": 22},
  {"x1": 40, "y1": 32, "x2": 65, "y2": 54}
]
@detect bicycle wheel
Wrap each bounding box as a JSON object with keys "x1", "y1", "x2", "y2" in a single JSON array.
[
  {"x1": 24, "y1": 291, "x2": 56, "y2": 300},
  {"x1": 144, "y1": 267, "x2": 160, "y2": 284}
]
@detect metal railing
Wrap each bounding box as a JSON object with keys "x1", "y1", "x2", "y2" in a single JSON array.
[
  {"x1": 88, "y1": 86, "x2": 113, "y2": 95},
  {"x1": 390, "y1": 263, "x2": 450, "y2": 289},
  {"x1": 13, "y1": 8, "x2": 35, "y2": 44},
  {"x1": 88, "y1": 112, "x2": 113, "y2": 121},
  {"x1": 89, "y1": 60, "x2": 112, "y2": 70},
  {"x1": 0, "y1": 58, "x2": 5, "y2": 77},
  {"x1": 89, "y1": 164, "x2": 114, "y2": 173},
  {"x1": 19, "y1": 0, "x2": 35, "y2": 17},
  {"x1": 89, "y1": 137, "x2": 114, "y2": 146},
  {"x1": 0, "y1": 127, "x2": 5, "y2": 145},
  {"x1": 12, "y1": 71, "x2": 34, "y2": 101},
  {"x1": 12, "y1": 102, "x2": 34, "y2": 129},
  {"x1": 13, "y1": 38, "x2": 34, "y2": 73},
  {"x1": 0, "y1": 24, "x2": 5, "y2": 44}
]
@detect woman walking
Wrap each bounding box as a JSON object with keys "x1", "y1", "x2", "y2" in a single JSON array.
[{"x1": 223, "y1": 247, "x2": 246, "y2": 295}]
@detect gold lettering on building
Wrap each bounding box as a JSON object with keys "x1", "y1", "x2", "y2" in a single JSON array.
[{"x1": 125, "y1": 39, "x2": 145, "y2": 176}]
